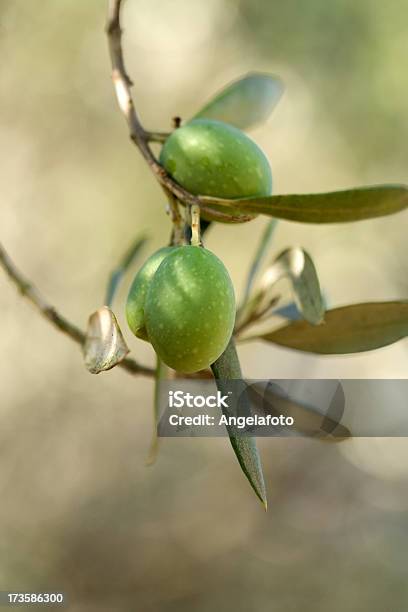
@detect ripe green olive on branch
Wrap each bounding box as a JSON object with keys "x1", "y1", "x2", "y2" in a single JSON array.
[
  {"x1": 160, "y1": 118, "x2": 272, "y2": 220},
  {"x1": 126, "y1": 245, "x2": 236, "y2": 373},
  {"x1": 145, "y1": 246, "x2": 235, "y2": 373}
]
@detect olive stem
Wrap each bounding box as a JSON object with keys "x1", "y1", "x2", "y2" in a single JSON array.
[
  {"x1": 190, "y1": 204, "x2": 202, "y2": 247},
  {"x1": 165, "y1": 188, "x2": 184, "y2": 244},
  {"x1": 144, "y1": 130, "x2": 171, "y2": 143}
]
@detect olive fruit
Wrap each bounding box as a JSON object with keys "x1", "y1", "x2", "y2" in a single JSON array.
[
  {"x1": 126, "y1": 246, "x2": 175, "y2": 341},
  {"x1": 160, "y1": 118, "x2": 272, "y2": 219},
  {"x1": 145, "y1": 245, "x2": 235, "y2": 373}
]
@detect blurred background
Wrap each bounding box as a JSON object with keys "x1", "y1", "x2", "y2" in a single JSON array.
[{"x1": 1, "y1": 0, "x2": 408, "y2": 610}]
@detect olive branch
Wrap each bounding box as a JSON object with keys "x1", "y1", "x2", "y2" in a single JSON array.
[{"x1": 1, "y1": 0, "x2": 407, "y2": 509}]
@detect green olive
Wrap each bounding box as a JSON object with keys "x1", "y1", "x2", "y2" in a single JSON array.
[
  {"x1": 160, "y1": 118, "x2": 272, "y2": 220},
  {"x1": 126, "y1": 246, "x2": 175, "y2": 341},
  {"x1": 145, "y1": 245, "x2": 235, "y2": 373}
]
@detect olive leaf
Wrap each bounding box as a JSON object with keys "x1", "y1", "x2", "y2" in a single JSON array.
[
  {"x1": 200, "y1": 184, "x2": 408, "y2": 223},
  {"x1": 247, "y1": 382, "x2": 351, "y2": 441},
  {"x1": 105, "y1": 235, "x2": 148, "y2": 307},
  {"x1": 146, "y1": 356, "x2": 168, "y2": 466},
  {"x1": 83, "y1": 306, "x2": 129, "y2": 374},
  {"x1": 211, "y1": 339, "x2": 267, "y2": 510},
  {"x1": 237, "y1": 248, "x2": 323, "y2": 330},
  {"x1": 192, "y1": 72, "x2": 284, "y2": 131},
  {"x1": 241, "y1": 219, "x2": 278, "y2": 307},
  {"x1": 260, "y1": 248, "x2": 324, "y2": 325},
  {"x1": 257, "y1": 301, "x2": 408, "y2": 354}
]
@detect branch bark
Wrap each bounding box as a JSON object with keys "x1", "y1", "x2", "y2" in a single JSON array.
[
  {"x1": 105, "y1": 0, "x2": 250, "y2": 224},
  {"x1": 0, "y1": 243, "x2": 154, "y2": 378}
]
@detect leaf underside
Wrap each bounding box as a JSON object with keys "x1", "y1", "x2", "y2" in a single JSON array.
[
  {"x1": 263, "y1": 248, "x2": 324, "y2": 325},
  {"x1": 261, "y1": 302, "x2": 408, "y2": 354},
  {"x1": 193, "y1": 72, "x2": 284, "y2": 131}
]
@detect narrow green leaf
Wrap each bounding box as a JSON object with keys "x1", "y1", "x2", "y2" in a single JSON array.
[
  {"x1": 211, "y1": 339, "x2": 267, "y2": 509},
  {"x1": 200, "y1": 185, "x2": 408, "y2": 223},
  {"x1": 193, "y1": 72, "x2": 284, "y2": 130},
  {"x1": 258, "y1": 302, "x2": 408, "y2": 354},
  {"x1": 83, "y1": 306, "x2": 129, "y2": 373},
  {"x1": 241, "y1": 219, "x2": 278, "y2": 307},
  {"x1": 105, "y1": 235, "x2": 148, "y2": 307},
  {"x1": 146, "y1": 355, "x2": 168, "y2": 466},
  {"x1": 262, "y1": 248, "x2": 324, "y2": 324}
]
